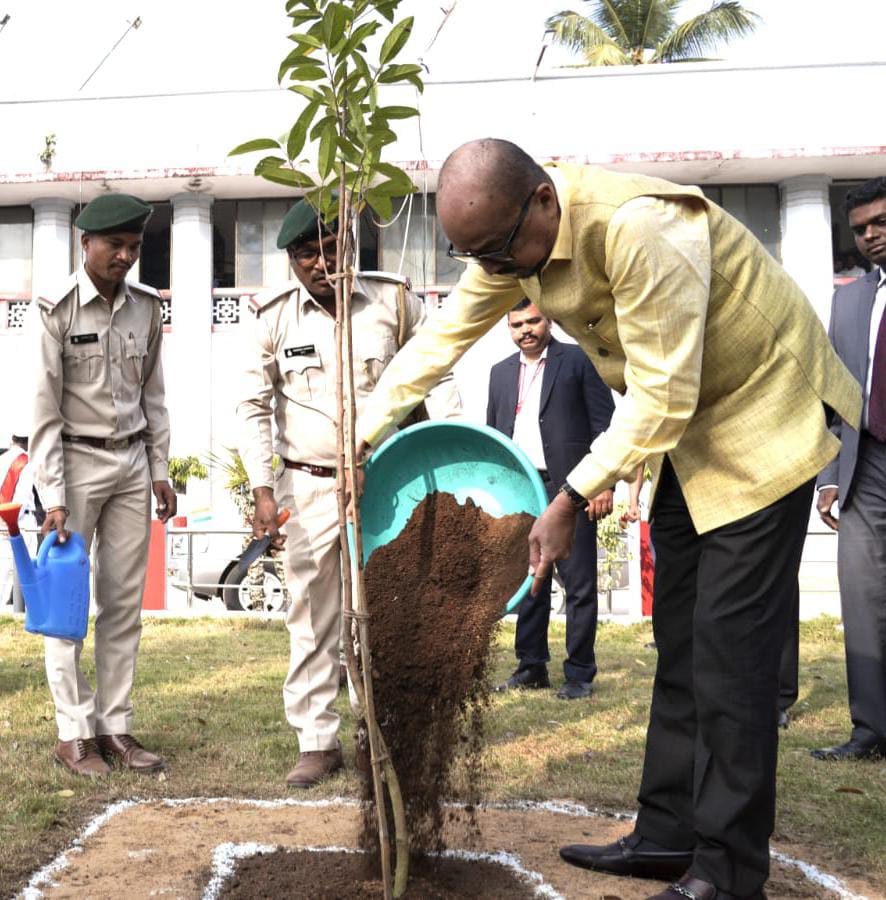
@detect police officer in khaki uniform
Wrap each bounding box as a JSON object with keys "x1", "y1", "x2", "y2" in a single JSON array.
[
  {"x1": 30, "y1": 194, "x2": 176, "y2": 777},
  {"x1": 237, "y1": 200, "x2": 461, "y2": 788}
]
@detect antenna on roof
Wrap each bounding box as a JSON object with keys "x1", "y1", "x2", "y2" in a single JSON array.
[{"x1": 79, "y1": 16, "x2": 142, "y2": 92}]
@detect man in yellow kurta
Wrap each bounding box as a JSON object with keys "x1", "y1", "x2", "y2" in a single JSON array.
[{"x1": 358, "y1": 139, "x2": 861, "y2": 900}]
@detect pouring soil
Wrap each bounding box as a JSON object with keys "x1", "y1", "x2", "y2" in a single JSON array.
[{"x1": 361, "y1": 491, "x2": 534, "y2": 856}]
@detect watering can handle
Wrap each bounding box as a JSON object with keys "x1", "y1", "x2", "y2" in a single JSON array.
[{"x1": 35, "y1": 530, "x2": 60, "y2": 568}]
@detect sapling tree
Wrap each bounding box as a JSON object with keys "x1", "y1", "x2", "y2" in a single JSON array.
[{"x1": 230, "y1": 1, "x2": 422, "y2": 896}]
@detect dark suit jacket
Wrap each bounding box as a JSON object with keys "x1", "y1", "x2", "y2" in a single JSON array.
[
  {"x1": 486, "y1": 337, "x2": 615, "y2": 488},
  {"x1": 819, "y1": 268, "x2": 883, "y2": 508}
]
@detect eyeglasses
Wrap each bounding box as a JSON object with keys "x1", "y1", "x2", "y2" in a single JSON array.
[
  {"x1": 446, "y1": 189, "x2": 535, "y2": 264},
  {"x1": 289, "y1": 239, "x2": 338, "y2": 268}
]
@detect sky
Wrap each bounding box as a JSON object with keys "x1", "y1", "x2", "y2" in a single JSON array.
[{"x1": 0, "y1": 0, "x2": 885, "y2": 102}]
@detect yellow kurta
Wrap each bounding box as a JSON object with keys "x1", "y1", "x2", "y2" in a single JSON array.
[{"x1": 359, "y1": 164, "x2": 861, "y2": 533}]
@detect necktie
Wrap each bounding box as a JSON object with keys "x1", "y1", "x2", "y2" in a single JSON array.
[{"x1": 867, "y1": 276, "x2": 886, "y2": 441}]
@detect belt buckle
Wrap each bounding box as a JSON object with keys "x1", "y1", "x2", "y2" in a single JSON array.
[{"x1": 106, "y1": 438, "x2": 128, "y2": 451}]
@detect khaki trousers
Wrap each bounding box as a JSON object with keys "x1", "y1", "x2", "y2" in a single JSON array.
[
  {"x1": 43, "y1": 442, "x2": 151, "y2": 741},
  {"x1": 277, "y1": 466, "x2": 343, "y2": 752}
]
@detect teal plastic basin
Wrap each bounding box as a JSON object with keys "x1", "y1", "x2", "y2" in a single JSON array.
[{"x1": 359, "y1": 421, "x2": 548, "y2": 613}]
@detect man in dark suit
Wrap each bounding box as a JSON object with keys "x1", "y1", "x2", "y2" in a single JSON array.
[
  {"x1": 487, "y1": 299, "x2": 615, "y2": 699},
  {"x1": 814, "y1": 176, "x2": 886, "y2": 761}
]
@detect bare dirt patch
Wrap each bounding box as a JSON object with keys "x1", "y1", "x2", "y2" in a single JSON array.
[{"x1": 25, "y1": 798, "x2": 880, "y2": 900}]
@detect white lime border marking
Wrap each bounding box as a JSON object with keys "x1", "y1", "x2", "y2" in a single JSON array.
[{"x1": 16, "y1": 797, "x2": 866, "y2": 900}]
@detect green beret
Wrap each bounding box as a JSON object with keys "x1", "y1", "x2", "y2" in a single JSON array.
[
  {"x1": 277, "y1": 198, "x2": 337, "y2": 250},
  {"x1": 75, "y1": 194, "x2": 153, "y2": 234}
]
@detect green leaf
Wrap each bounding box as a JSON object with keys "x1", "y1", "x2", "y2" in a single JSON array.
[
  {"x1": 351, "y1": 51, "x2": 372, "y2": 87},
  {"x1": 286, "y1": 0, "x2": 318, "y2": 13},
  {"x1": 364, "y1": 187, "x2": 394, "y2": 219},
  {"x1": 278, "y1": 50, "x2": 317, "y2": 83},
  {"x1": 287, "y1": 64, "x2": 327, "y2": 82},
  {"x1": 287, "y1": 99, "x2": 321, "y2": 160},
  {"x1": 377, "y1": 62, "x2": 423, "y2": 84},
  {"x1": 322, "y1": 2, "x2": 350, "y2": 47},
  {"x1": 254, "y1": 158, "x2": 315, "y2": 189},
  {"x1": 379, "y1": 16, "x2": 414, "y2": 65},
  {"x1": 310, "y1": 113, "x2": 336, "y2": 141},
  {"x1": 291, "y1": 30, "x2": 324, "y2": 49},
  {"x1": 228, "y1": 138, "x2": 281, "y2": 157},
  {"x1": 287, "y1": 84, "x2": 321, "y2": 101},
  {"x1": 340, "y1": 20, "x2": 380, "y2": 58},
  {"x1": 318, "y1": 121, "x2": 338, "y2": 179},
  {"x1": 372, "y1": 0, "x2": 397, "y2": 24},
  {"x1": 375, "y1": 105, "x2": 419, "y2": 120},
  {"x1": 287, "y1": 9, "x2": 322, "y2": 25}
]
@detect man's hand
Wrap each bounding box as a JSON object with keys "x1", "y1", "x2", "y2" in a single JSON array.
[
  {"x1": 586, "y1": 488, "x2": 614, "y2": 521},
  {"x1": 344, "y1": 440, "x2": 372, "y2": 514},
  {"x1": 528, "y1": 492, "x2": 578, "y2": 595},
  {"x1": 253, "y1": 486, "x2": 286, "y2": 550},
  {"x1": 42, "y1": 507, "x2": 70, "y2": 543},
  {"x1": 152, "y1": 480, "x2": 177, "y2": 524},
  {"x1": 817, "y1": 487, "x2": 840, "y2": 531}
]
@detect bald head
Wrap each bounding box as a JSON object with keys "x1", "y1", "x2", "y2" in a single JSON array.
[
  {"x1": 438, "y1": 139, "x2": 551, "y2": 208},
  {"x1": 438, "y1": 139, "x2": 560, "y2": 278}
]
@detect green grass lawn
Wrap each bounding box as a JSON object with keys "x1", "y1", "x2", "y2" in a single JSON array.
[{"x1": 0, "y1": 615, "x2": 883, "y2": 896}]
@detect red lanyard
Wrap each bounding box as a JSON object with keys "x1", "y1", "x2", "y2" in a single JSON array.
[{"x1": 515, "y1": 359, "x2": 545, "y2": 415}]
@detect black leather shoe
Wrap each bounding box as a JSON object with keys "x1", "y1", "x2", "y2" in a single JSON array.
[
  {"x1": 559, "y1": 831, "x2": 692, "y2": 880},
  {"x1": 810, "y1": 738, "x2": 886, "y2": 760},
  {"x1": 777, "y1": 709, "x2": 789, "y2": 729},
  {"x1": 646, "y1": 874, "x2": 767, "y2": 899},
  {"x1": 557, "y1": 679, "x2": 593, "y2": 700},
  {"x1": 494, "y1": 665, "x2": 550, "y2": 692}
]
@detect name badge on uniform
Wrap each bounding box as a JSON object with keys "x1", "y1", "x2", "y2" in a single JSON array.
[
  {"x1": 284, "y1": 344, "x2": 316, "y2": 358},
  {"x1": 70, "y1": 333, "x2": 99, "y2": 345}
]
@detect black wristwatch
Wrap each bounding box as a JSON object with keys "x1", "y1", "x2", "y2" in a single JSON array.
[{"x1": 559, "y1": 481, "x2": 589, "y2": 510}]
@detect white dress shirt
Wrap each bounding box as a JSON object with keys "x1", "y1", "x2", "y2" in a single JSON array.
[
  {"x1": 863, "y1": 267, "x2": 886, "y2": 430},
  {"x1": 511, "y1": 346, "x2": 548, "y2": 471}
]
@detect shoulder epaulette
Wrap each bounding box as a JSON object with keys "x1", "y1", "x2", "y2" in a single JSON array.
[
  {"x1": 36, "y1": 272, "x2": 78, "y2": 314},
  {"x1": 357, "y1": 270, "x2": 412, "y2": 291},
  {"x1": 128, "y1": 280, "x2": 162, "y2": 300},
  {"x1": 246, "y1": 281, "x2": 298, "y2": 317}
]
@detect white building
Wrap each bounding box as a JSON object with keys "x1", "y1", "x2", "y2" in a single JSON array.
[{"x1": 2, "y1": 59, "x2": 884, "y2": 613}]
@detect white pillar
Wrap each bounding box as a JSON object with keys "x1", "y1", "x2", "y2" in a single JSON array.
[
  {"x1": 169, "y1": 192, "x2": 214, "y2": 512},
  {"x1": 779, "y1": 175, "x2": 833, "y2": 325},
  {"x1": 31, "y1": 198, "x2": 74, "y2": 300}
]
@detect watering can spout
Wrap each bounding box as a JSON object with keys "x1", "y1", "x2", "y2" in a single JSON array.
[{"x1": 0, "y1": 502, "x2": 37, "y2": 584}]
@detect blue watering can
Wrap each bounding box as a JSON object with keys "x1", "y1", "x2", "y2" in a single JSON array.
[
  {"x1": 358, "y1": 422, "x2": 548, "y2": 613},
  {"x1": 0, "y1": 502, "x2": 90, "y2": 640}
]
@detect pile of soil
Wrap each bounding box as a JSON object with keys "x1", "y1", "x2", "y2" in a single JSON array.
[
  {"x1": 217, "y1": 850, "x2": 538, "y2": 899},
  {"x1": 361, "y1": 492, "x2": 534, "y2": 853}
]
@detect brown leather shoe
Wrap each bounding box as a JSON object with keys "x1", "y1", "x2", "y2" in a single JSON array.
[
  {"x1": 286, "y1": 747, "x2": 344, "y2": 788},
  {"x1": 54, "y1": 738, "x2": 111, "y2": 777},
  {"x1": 97, "y1": 733, "x2": 165, "y2": 773}
]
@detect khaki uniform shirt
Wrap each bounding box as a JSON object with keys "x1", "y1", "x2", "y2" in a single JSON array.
[
  {"x1": 30, "y1": 268, "x2": 171, "y2": 509},
  {"x1": 237, "y1": 272, "x2": 462, "y2": 490}
]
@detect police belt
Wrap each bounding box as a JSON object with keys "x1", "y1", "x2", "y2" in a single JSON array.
[
  {"x1": 282, "y1": 458, "x2": 336, "y2": 478},
  {"x1": 62, "y1": 433, "x2": 143, "y2": 450}
]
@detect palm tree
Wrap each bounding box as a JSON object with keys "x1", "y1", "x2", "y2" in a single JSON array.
[{"x1": 546, "y1": 0, "x2": 759, "y2": 66}]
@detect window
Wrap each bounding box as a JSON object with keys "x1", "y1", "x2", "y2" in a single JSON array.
[
  {"x1": 0, "y1": 206, "x2": 33, "y2": 297},
  {"x1": 701, "y1": 185, "x2": 781, "y2": 260},
  {"x1": 378, "y1": 194, "x2": 465, "y2": 291}
]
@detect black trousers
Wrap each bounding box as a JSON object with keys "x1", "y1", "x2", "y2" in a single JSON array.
[
  {"x1": 635, "y1": 458, "x2": 813, "y2": 895},
  {"x1": 514, "y1": 474, "x2": 599, "y2": 683},
  {"x1": 837, "y1": 433, "x2": 886, "y2": 745}
]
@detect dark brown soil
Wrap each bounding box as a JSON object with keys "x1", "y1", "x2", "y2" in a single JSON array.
[
  {"x1": 216, "y1": 849, "x2": 538, "y2": 899},
  {"x1": 361, "y1": 492, "x2": 534, "y2": 854}
]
